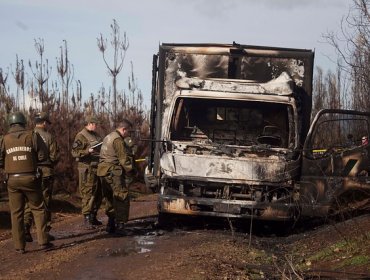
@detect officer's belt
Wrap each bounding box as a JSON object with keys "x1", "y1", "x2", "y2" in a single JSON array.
[
  {"x1": 38, "y1": 164, "x2": 52, "y2": 167},
  {"x1": 79, "y1": 161, "x2": 98, "y2": 166},
  {"x1": 8, "y1": 172, "x2": 36, "y2": 177}
]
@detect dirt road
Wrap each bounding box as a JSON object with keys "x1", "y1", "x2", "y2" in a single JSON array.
[
  {"x1": 0, "y1": 194, "x2": 256, "y2": 280},
  {"x1": 1, "y1": 193, "x2": 370, "y2": 280}
]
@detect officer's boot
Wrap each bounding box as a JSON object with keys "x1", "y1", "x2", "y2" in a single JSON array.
[
  {"x1": 106, "y1": 217, "x2": 116, "y2": 234},
  {"x1": 84, "y1": 214, "x2": 90, "y2": 224},
  {"x1": 115, "y1": 222, "x2": 126, "y2": 236},
  {"x1": 25, "y1": 224, "x2": 33, "y2": 242},
  {"x1": 90, "y1": 214, "x2": 102, "y2": 226},
  {"x1": 84, "y1": 214, "x2": 95, "y2": 229},
  {"x1": 48, "y1": 233, "x2": 56, "y2": 241},
  {"x1": 46, "y1": 226, "x2": 55, "y2": 241}
]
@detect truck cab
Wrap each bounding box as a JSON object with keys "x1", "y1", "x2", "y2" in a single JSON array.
[
  {"x1": 146, "y1": 43, "x2": 370, "y2": 222},
  {"x1": 145, "y1": 43, "x2": 315, "y2": 221}
]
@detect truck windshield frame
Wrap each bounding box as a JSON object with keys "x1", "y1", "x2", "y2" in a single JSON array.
[{"x1": 169, "y1": 96, "x2": 295, "y2": 149}]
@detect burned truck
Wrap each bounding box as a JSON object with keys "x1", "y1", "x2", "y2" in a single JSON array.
[{"x1": 145, "y1": 43, "x2": 370, "y2": 221}]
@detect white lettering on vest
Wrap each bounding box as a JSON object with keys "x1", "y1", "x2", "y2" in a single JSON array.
[{"x1": 6, "y1": 146, "x2": 32, "y2": 154}]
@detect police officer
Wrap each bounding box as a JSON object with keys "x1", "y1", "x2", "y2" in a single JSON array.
[
  {"x1": 71, "y1": 116, "x2": 103, "y2": 227},
  {"x1": 0, "y1": 112, "x2": 53, "y2": 253},
  {"x1": 97, "y1": 119, "x2": 136, "y2": 234},
  {"x1": 24, "y1": 112, "x2": 60, "y2": 242}
]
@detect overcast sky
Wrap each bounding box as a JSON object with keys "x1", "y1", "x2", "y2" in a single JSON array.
[{"x1": 1, "y1": 0, "x2": 351, "y2": 107}]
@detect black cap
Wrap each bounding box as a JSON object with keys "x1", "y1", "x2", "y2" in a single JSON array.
[
  {"x1": 35, "y1": 112, "x2": 51, "y2": 124},
  {"x1": 85, "y1": 115, "x2": 100, "y2": 124}
]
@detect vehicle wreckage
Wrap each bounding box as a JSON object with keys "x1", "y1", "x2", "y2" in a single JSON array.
[{"x1": 145, "y1": 43, "x2": 370, "y2": 222}]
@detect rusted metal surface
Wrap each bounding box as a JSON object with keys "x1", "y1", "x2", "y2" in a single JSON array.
[
  {"x1": 160, "y1": 152, "x2": 299, "y2": 184},
  {"x1": 150, "y1": 43, "x2": 314, "y2": 182},
  {"x1": 158, "y1": 195, "x2": 293, "y2": 221},
  {"x1": 159, "y1": 44, "x2": 313, "y2": 142},
  {"x1": 300, "y1": 109, "x2": 370, "y2": 217},
  {"x1": 147, "y1": 43, "x2": 315, "y2": 221},
  {"x1": 147, "y1": 44, "x2": 370, "y2": 222}
]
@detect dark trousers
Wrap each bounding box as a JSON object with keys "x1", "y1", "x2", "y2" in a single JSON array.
[
  {"x1": 78, "y1": 163, "x2": 102, "y2": 216},
  {"x1": 100, "y1": 173, "x2": 130, "y2": 223},
  {"x1": 7, "y1": 175, "x2": 48, "y2": 250},
  {"x1": 24, "y1": 176, "x2": 54, "y2": 230}
]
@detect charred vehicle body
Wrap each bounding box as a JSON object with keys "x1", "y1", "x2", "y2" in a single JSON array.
[
  {"x1": 145, "y1": 43, "x2": 370, "y2": 221},
  {"x1": 300, "y1": 109, "x2": 370, "y2": 218}
]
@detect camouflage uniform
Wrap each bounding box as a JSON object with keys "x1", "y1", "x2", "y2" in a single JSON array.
[
  {"x1": 97, "y1": 127, "x2": 135, "y2": 233},
  {"x1": 0, "y1": 113, "x2": 51, "y2": 252},
  {"x1": 24, "y1": 112, "x2": 60, "y2": 239},
  {"x1": 72, "y1": 122, "x2": 103, "y2": 226}
]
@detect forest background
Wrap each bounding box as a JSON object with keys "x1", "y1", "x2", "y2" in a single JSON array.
[{"x1": 1, "y1": 0, "x2": 370, "y2": 195}]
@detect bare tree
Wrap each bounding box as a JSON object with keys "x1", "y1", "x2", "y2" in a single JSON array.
[
  {"x1": 57, "y1": 40, "x2": 74, "y2": 110},
  {"x1": 0, "y1": 67, "x2": 9, "y2": 97},
  {"x1": 312, "y1": 67, "x2": 341, "y2": 115},
  {"x1": 56, "y1": 40, "x2": 75, "y2": 154},
  {"x1": 312, "y1": 67, "x2": 327, "y2": 117},
  {"x1": 0, "y1": 67, "x2": 13, "y2": 114},
  {"x1": 97, "y1": 19, "x2": 129, "y2": 124},
  {"x1": 324, "y1": 0, "x2": 370, "y2": 111},
  {"x1": 29, "y1": 38, "x2": 51, "y2": 109},
  {"x1": 71, "y1": 79, "x2": 82, "y2": 110},
  {"x1": 0, "y1": 23, "x2": 149, "y2": 194},
  {"x1": 12, "y1": 55, "x2": 25, "y2": 111}
]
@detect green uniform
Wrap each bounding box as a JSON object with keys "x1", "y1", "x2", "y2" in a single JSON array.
[
  {"x1": 97, "y1": 131, "x2": 135, "y2": 223},
  {"x1": 71, "y1": 127, "x2": 103, "y2": 218},
  {"x1": 24, "y1": 126, "x2": 60, "y2": 230},
  {"x1": 0, "y1": 125, "x2": 49, "y2": 250}
]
